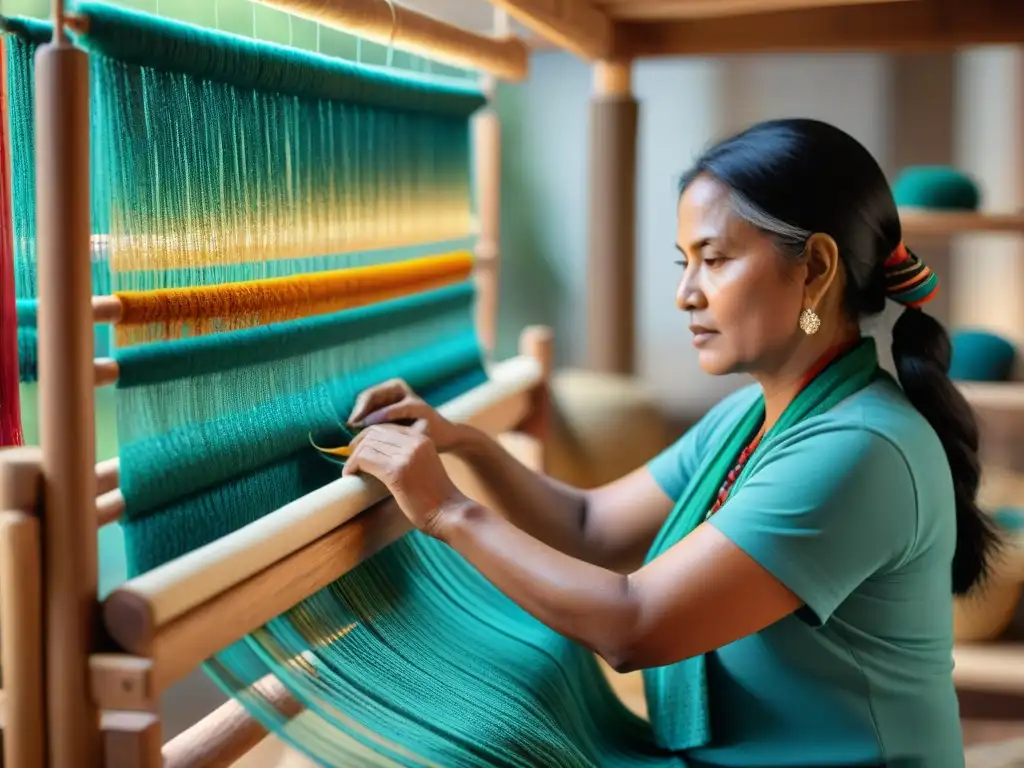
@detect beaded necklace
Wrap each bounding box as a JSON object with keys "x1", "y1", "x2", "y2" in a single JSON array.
[{"x1": 703, "y1": 338, "x2": 859, "y2": 521}]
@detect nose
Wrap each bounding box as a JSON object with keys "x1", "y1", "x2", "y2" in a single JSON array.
[{"x1": 676, "y1": 267, "x2": 706, "y2": 312}]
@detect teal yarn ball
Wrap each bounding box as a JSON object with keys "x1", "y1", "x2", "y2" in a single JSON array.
[
  {"x1": 892, "y1": 166, "x2": 981, "y2": 210},
  {"x1": 949, "y1": 329, "x2": 1016, "y2": 382},
  {"x1": 993, "y1": 508, "x2": 1024, "y2": 534}
]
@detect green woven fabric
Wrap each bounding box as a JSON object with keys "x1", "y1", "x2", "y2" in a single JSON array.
[
  {"x1": 76, "y1": 1, "x2": 481, "y2": 294},
  {"x1": 115, "y1": 283, "x2": 486, "y2": 571}
]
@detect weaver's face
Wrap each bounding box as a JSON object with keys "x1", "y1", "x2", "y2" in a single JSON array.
[{"x1": 674, "y1": 174, "x2": 806, "y2": 377}]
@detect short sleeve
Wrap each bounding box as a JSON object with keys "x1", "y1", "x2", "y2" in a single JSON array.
[
  {"x1": 647, "y1": 425, "x2": 703, "y2": 502},
  {"x1": 709, "y1": 427, "x2": 918, "y2": 625}
]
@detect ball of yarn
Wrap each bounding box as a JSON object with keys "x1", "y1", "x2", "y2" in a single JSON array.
[
  {"x1": 948, "y1": 329, "x2": 1016, "y2": 382},
  {"x1": 993, "y1": 507, "x2": 1024, "y2": 534},
  {"x1": 892, "y1": 166, "x2": 981, "y2": 210}
]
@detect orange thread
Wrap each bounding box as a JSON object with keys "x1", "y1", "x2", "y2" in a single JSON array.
[{"x1": 113, "y1": 251, "x2": 474, "y2": 345}]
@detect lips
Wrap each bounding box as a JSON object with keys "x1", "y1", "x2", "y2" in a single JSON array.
[{"x1": 689, "y1": 324, "x2": 717, "y2": 348}]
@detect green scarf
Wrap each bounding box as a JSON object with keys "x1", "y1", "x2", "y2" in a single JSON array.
[{"x1": 641, "y1": 337, "x2": 883, "y2": 752}]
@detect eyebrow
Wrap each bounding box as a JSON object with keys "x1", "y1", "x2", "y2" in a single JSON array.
[{"x1": 676, "y1": 237, "x2": 715, "y2": 255}]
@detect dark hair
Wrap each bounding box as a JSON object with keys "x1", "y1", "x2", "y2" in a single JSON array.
[{"x1": 680, "y1": 117, "x2": 997, "y2": 595}]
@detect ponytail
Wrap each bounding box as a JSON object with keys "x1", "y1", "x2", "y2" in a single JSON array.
[{"x1": 891, "y1": 307, "x2": 1000, "y2": 594}]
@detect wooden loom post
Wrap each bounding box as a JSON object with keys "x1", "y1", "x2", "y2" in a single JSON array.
[
  {"x1": 473, "y1": 11, "x2": 509, "y2": 359},
  {"x1": 518, "y1": 326, "x2": 554, "y2": 472},
  {"x1": 473, "y1": 90, "x2": 500, "y2": 358},
  {"x1": 585, "y1": 60, "x2": 638, "y2": 375},
  {"x1": 35, "y1": 3, "x2": 103, "y2": 765},
  {"x1": 0, "y1": 448, "x2": 45, "y2": 768}
]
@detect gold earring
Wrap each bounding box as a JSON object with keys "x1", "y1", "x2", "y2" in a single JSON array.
[{"x1": 798, "y1": 307, "x2": 821, "y2": 335}]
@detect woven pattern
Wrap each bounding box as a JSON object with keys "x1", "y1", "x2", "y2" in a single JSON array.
[
  {"x1": 48, "y1": 6, "x2": 689, "y2": 766},
  {"x1": 4, "y1": 20, "x2": 114, "y2": 382}
]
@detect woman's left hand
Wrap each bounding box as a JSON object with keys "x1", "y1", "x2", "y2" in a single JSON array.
[{"x1": 341, "y1": 424, "x2": 468, "y2": 538}]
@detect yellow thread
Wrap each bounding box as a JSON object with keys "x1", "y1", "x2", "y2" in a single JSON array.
[
  {"x1": 308, "y1": 432, "x2": 353, "y2": 459},
  {"x1": 106, "y1": 208, "x2": 474, "y2": 273}
]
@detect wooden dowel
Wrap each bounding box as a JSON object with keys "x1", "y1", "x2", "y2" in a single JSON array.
[
  {"x1": 95, "y1": 358, "x2": 118, "y2": 388},
  {"x1": 0, "y1": 446, "x2": 44, "y2": 513},
  {"x1": 35, "y1": 25, "x2": 102, "y2": 767},
  {"x1": 92, "y1": 294, "x2": 121, "y2": 324},
  {"x1": 102, "y1": 354, "x2": 541, "y2": 656},
  {"x1": 252, "y1": 0, "x2": 529, "y2": 81},
  {"x1": 0, "y1": 510, "x2": 45, "y2": 768},
  {"x1": 162, "y1": 672, "x2": 304, "y2": 768},
  {"x1": 97, "y1": 489, "x2": 125, "y2": 527},
  {"x1": 95, "y1": 457, "x2": 119, "y2": 495},
  {"x1": 154, "y1": 500, "x2": 410, "y2": 693}
]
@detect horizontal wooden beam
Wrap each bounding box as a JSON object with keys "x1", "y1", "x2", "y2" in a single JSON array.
[
  {"x1": 616, "y1": 0, "x2": 1024, "y2": 57},
  {"x1": 486, "y1": 0, "x2": 614, "y2": 60},
  {"x1": 596, "y1": 0, "x2": 913, "y2": 21},
  {"x1": 251, "y1": 0, "x2": 529, "y2": 81}
]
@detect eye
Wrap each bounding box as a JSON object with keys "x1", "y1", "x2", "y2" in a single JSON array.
[
  {"x1": 704, "y1": 256, "x2": 724, "y2": 268},
  {"x1": 673, "y1": 259, "x2": 687, "y2": 269}
]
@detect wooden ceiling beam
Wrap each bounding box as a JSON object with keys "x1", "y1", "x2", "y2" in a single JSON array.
[
  {"x1": 614, "y1": 0, "x2": 1024, "y2": 58},
  {"x1": 485, "y1": 0, "x2": 615, "y2": 60},
  {"x1": 595, "y1": 0, "x2": 914, "y2": 22}
]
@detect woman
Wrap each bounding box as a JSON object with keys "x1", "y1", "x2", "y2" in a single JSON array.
[{"x1": 341, "y1": 118, "x2": 996, "y2": 767}]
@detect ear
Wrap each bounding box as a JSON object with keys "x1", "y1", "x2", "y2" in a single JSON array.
[{"x1": 801, "y1": 232, "x2": 841, "y2": 309}]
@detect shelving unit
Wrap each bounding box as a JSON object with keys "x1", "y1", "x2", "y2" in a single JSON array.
[
  {"x1": 955, "y1": 641, "x2": 1024, "y2": 695},
  {"x1": 900, "y1": 209, "x2": 1024, "y2": 238},
  {"x1": 958, "y1": 382, "x2": 1024, "y2": 412}
]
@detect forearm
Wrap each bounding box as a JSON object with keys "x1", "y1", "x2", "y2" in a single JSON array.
[
  {"x1": 437, "y1": 497, "x2": 638, "y2": 668},
  {"x1": 450, "y1": 424, "x2": 594, "y2": 559}
]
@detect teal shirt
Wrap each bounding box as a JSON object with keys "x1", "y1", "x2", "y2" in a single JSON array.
[{"x1": 647, "y1": 378, "x2": 964, "y2": 768}]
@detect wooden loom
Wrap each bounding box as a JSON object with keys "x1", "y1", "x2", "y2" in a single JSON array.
[
  {"x1": 6, "y1": 0, "x2": 1024, "y2": 766},
  {"x1": 0, "y1": 0, "x2": 547, "y2": 766}
]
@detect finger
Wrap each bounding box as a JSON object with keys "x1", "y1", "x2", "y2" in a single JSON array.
[
  {"x1": 359, "y1": 397, "x2": 431, "y2": 428},
  {"x1": 347, "y1": 379, "x2": 411, "y2": 426},
  {"x1": 342, "y1": 443, "x2": 392, "y2": 479},
  {"x1": 347, "y1": 424, "x2": 413, "y2": 453},
  {"x1": 341, "y1": 437, "x2": 377, "y2": 476}
]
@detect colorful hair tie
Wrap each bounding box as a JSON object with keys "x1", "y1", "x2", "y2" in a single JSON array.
[{"x1": 884, "y1": 241, "x2": 939, "y2": 307}]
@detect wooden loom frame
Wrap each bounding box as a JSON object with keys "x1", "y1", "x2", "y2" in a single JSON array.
[
  {"x1": 0, "y1": 0, "x2": 547, "y2": 766},
  {"x1": 9, "y1": 0, "x2": 1024, "y2": 765}
]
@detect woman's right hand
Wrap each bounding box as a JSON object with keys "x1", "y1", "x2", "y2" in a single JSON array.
[{"x1": 347, "y1": 379, "x2": 462, "y2": 453}]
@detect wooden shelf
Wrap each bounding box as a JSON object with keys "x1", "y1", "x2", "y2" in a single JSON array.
[
  {"x1": 899, "y1": 210, "x2": 1024, "y2": 237},
  {"x1": 955, "y1": 641, "x2": 1024, "y2": 695},
  {"x1": 958, "y1": 383, "x2": 1024, "y2": 413}
]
